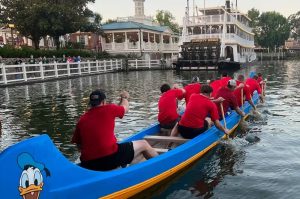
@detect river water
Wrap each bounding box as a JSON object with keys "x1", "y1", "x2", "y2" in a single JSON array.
[{"x1": 0, "y1": 61, "x2": 299, "y2": 198}]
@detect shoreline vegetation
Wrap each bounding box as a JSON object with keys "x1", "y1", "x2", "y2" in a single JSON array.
[
  {"x1": 0, "y1": 45, "x2": 129, "y2": 65},
  {"x1": 0, "y1": 2, "x2": 299, "y2": 62}
]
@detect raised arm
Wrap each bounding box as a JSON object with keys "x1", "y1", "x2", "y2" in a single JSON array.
[
  {"x1": 119, "y1": 91, "x2": 130, "y2": 113},
  {"x1": 173, "y1": 84, "x2": 186, "y2": 95}
]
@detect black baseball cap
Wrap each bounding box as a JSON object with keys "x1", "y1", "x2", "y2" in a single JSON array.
[
  {"x1": 89, "y1": 90, "x2": 106, "y2": 107},
  {"x1": 192, "y1": 76, "x2": 200, "y2": 83}
]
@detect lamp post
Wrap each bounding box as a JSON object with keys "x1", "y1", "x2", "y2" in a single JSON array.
[
  {"x1": 8, "y1": 24, "x2": 15, "y2": 46},
  {"x1": 88, "y1": 35, "x2": 92, "y2": 51}
]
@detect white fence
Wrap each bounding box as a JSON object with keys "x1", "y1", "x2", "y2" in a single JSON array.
[
  {"x1": 127, "y1": 59, "x2": 162, "y2": 69},
  {"x1": 0, "y1": 59, "x2": 173, "y2": 86},
  {"x1": 0, "y1": 59, "x2": 123, "y2": 85}
]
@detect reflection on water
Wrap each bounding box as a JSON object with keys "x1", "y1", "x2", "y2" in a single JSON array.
[{"x1": 1, "y1": 61, "x2": 300, "y2": 198}]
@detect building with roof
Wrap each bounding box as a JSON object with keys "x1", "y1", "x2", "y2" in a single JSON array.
[
  {"x1": 285, "y1": 38, "x2": 300, "y2": 53},
  {"x1": 101, "y1": 0, "x2": 179, "y2": 60}
]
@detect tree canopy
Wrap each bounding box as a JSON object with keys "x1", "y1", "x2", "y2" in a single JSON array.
[
  {"x1": 247, "y1": 8, "x2": 260, "y2": 28},
  {"x1": 247, "y1": 9, "x2": 290, "y2": 49},
  {"x1": 103, "y1": 19, "x2": 118, "y2": 25},
  {"x1": 0, "y1": 0, "x2": 96, "y2": 49},
  {"x1": 288, "y1": 11, "x2": 300, "y2": 40},
  {"x1": 257, "y1": 12, "x2": 290, "y2": 49},
  {"x1": 155, "y1": 10, "x2": 180, "y2": 34}
]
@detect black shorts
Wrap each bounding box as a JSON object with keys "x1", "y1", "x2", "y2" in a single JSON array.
[
  {"x1": 80, "y1": 142, "x2": 134, "y2": 171},
  {"x1": 178, "y1": 120, "x2": 209, "y2": 139},
  {"x1": 160, "y1": 117, "x2": 180, "y2": 129}
]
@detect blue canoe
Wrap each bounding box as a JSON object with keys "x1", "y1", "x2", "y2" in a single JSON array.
[{"x1": 0, "y1": 92, "x2": 259, "y2": 199}]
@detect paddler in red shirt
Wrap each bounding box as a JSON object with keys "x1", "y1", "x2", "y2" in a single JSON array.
[
  {"x1": 234, "y1": 75, "x2": 256, "y2": 110},
  {"x1": 219, "y1": 72, "x2": 232, "y2": 87},
  {"x1": 158, "y1": 83, "x2": 186, "y2": 129},
  {"x1": 246, "y1": 75, "x2": 264, "y2": 103},
  {"x1": 257, "y1": 73, "x2": 266, "y2": 96},
  {"x1": 215, "y1": 80, "x2": 246, "y2": 119},
  {"x1": 210, "y1": 72, "x2": 232, "y2": 98},
  {"x1": 72, "y1": 90, "x2": 158, "y2": 171},
  {"x1": 172, "y1": 85, "x2": 229, "y2": 139},
  {"x1": 184, "y1": 76, "x2": 201, "y2": 105}
]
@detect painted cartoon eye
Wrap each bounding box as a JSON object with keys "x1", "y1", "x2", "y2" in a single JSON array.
[
  {"x1": 34, "y1": 170, "x2": 43, "y2": 186},
  {"x1": 20, "y1": 172, "x2": 29, "y2": 188}
]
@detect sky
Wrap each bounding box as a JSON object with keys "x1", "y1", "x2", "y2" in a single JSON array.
[{"x1": 88, "y1": 0, "x2": 299, "y2": 24}]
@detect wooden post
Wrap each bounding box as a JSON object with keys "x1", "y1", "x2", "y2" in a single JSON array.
[
  {"x1": 1, "y1": 64, "x2": 7, "y2": 84},
  {"x1": 54, "y1": 62, "x2": 58, "y2": 78},
  {"x1": 96, "y1": 60, "x2": 99, "y2": 72},
  {"x1": 136, "y1": 59, "x2": 138, "y2": 69},
  {"x1": 78, "y1": 62, "x2": 81, "y2": 75},
  {"x1": 22, "y1": 63, "x2": 27, "y2": 82},
  {"x1": 40, "y1": 62, "x2": 45, "y2": 79},
  {"x1": 104, "y1": 60, "x2": 107, "y2": 72},
  {"x1": 88, "y1": 60, "x2": 91, "y2": 74},
  {"x1": 110, "y1": 59, "x2": 113, "y2": 70},
  {"x1": 67, "y1": 62, "x2": 71, "y2": 76}
]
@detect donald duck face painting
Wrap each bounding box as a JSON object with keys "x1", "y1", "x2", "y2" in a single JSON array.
[
  {"x1": 17, "y1": 153, "x2": 50, "y2": 199},
  {"x1": 19, "y1": 166, "x2": 44, "y2": 199}
]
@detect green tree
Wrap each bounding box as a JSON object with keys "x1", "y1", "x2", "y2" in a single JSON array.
[
  {"x1": 256, "y1": 11, "x2": 290, "y2": 49},
  {"x1": 247, "y1": 8, "x2": 261, "y2": 45},
  {"x1": 0, "y1": 0, "x2": 95, "y2": 49},
  {"x1": 288, "y1": 11, "x2": 300, "y2": 40},
  {"x1": 247, "y1": 8, "x2": 260, "y2": 28},
  {"x1": 155, "y1": 10, "x2": 179, "y2": 34},
  {"x1": 1, "y1": 0, "x2": 50, "y2": 49},
  {"x1": 103, "y1": 19, "x2": 118, "y2": 24},
  {"x1": 80, "y1": 12, "x2": 103, "y2": 35}
]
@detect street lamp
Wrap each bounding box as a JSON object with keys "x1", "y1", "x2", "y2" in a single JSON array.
[
  {"x1": 88, "y1": 35, "x2": 92, "y2": 50},
  {"x1": 8, "y1": 24, "x2": 15, "y2": 46}
]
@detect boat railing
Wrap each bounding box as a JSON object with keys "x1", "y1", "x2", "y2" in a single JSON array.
[
  {"x1": 185, "y1": 14, "x2": 252, "y2": 33},
  {"x1": 0, "y1": 60, "x2": 123, "y2": 85},
  {"x1": 225, "y1": 34, "x2": 254, "y2": 47},
  {"x1": 186, "y1": 15, "x2": 225, "y2": 26},
  {"x1": 185, "y1": 34, "x2": 222, "y2": 41},
  {"x1": 227, "y1": 14, "x2": 253, "y2": 33}
]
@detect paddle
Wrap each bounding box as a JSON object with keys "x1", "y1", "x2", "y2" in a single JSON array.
[
  {"x1": 220, "y1": 102, "x2": 228, "y2": 139},
  {"x1": 220, "y1": 102, "x2": 227, "y2": 129},
  {"x1": 241, "y1": 88, "x2": 244, "y2": 109}
]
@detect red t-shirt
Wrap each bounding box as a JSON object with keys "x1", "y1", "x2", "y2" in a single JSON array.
[
  {"x1": 219, "y1": 77, "x2": 232, "y2": 87},
  {"x1": 234, "y1": 80, "x2": 252, "y2": 107},
  {"x1": 210, "y1": 80, "x2": 222, "y2": 98},
  {"x1": 72, "y1": 104, "x2": 125, "y2": 161},
  {"x1": 246, "y1": 78, "x2": 262, "y2": 95},
  {"x1": 216, "y1": 87, "x2": 239, "y2": 114},
  {"x1": 184, "y1": 83, "x2": 201, "y2": 104},
  {"x1": 257, "y1": 77, "x2": 263, "y2": 89},
  {"x1": 158, "y1": 89, "x2": 184, "y2": 125},
  {"x1": 179, "y1": 94, "x2": 219, "y2": 128}
]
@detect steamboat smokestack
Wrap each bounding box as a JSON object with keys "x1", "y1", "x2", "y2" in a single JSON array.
[{"x1": 225, "y1": 0, "x2": 231, "y2": 12}]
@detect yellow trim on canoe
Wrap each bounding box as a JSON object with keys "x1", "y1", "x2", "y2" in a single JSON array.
[{"x1": 100, "y1": 119, "x2": 244, "y2": 199}]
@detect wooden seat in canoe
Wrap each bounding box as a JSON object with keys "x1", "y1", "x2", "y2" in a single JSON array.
[
  {"x1": 144, "y1": 136, "x2": 189, "y2": 144},
  {"x1": 153, "y1": 148, "x2": 169, "y2": 154}
]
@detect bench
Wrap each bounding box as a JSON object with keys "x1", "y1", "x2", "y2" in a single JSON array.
[
  {"x1": 153, "y1": 148, "x2": 169, "y2": 154},
  {"x1": 144, "y1": 136, "x2": 189, "y2": 144}
]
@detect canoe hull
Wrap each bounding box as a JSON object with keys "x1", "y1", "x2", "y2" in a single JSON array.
[{"x1": 0, "y1": 93, "x2": 259, "y2": 199}]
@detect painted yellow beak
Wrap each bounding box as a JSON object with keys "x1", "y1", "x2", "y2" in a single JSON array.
[{"x1": 19, "y1": 183, "x2": 43, "y2": 196}]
